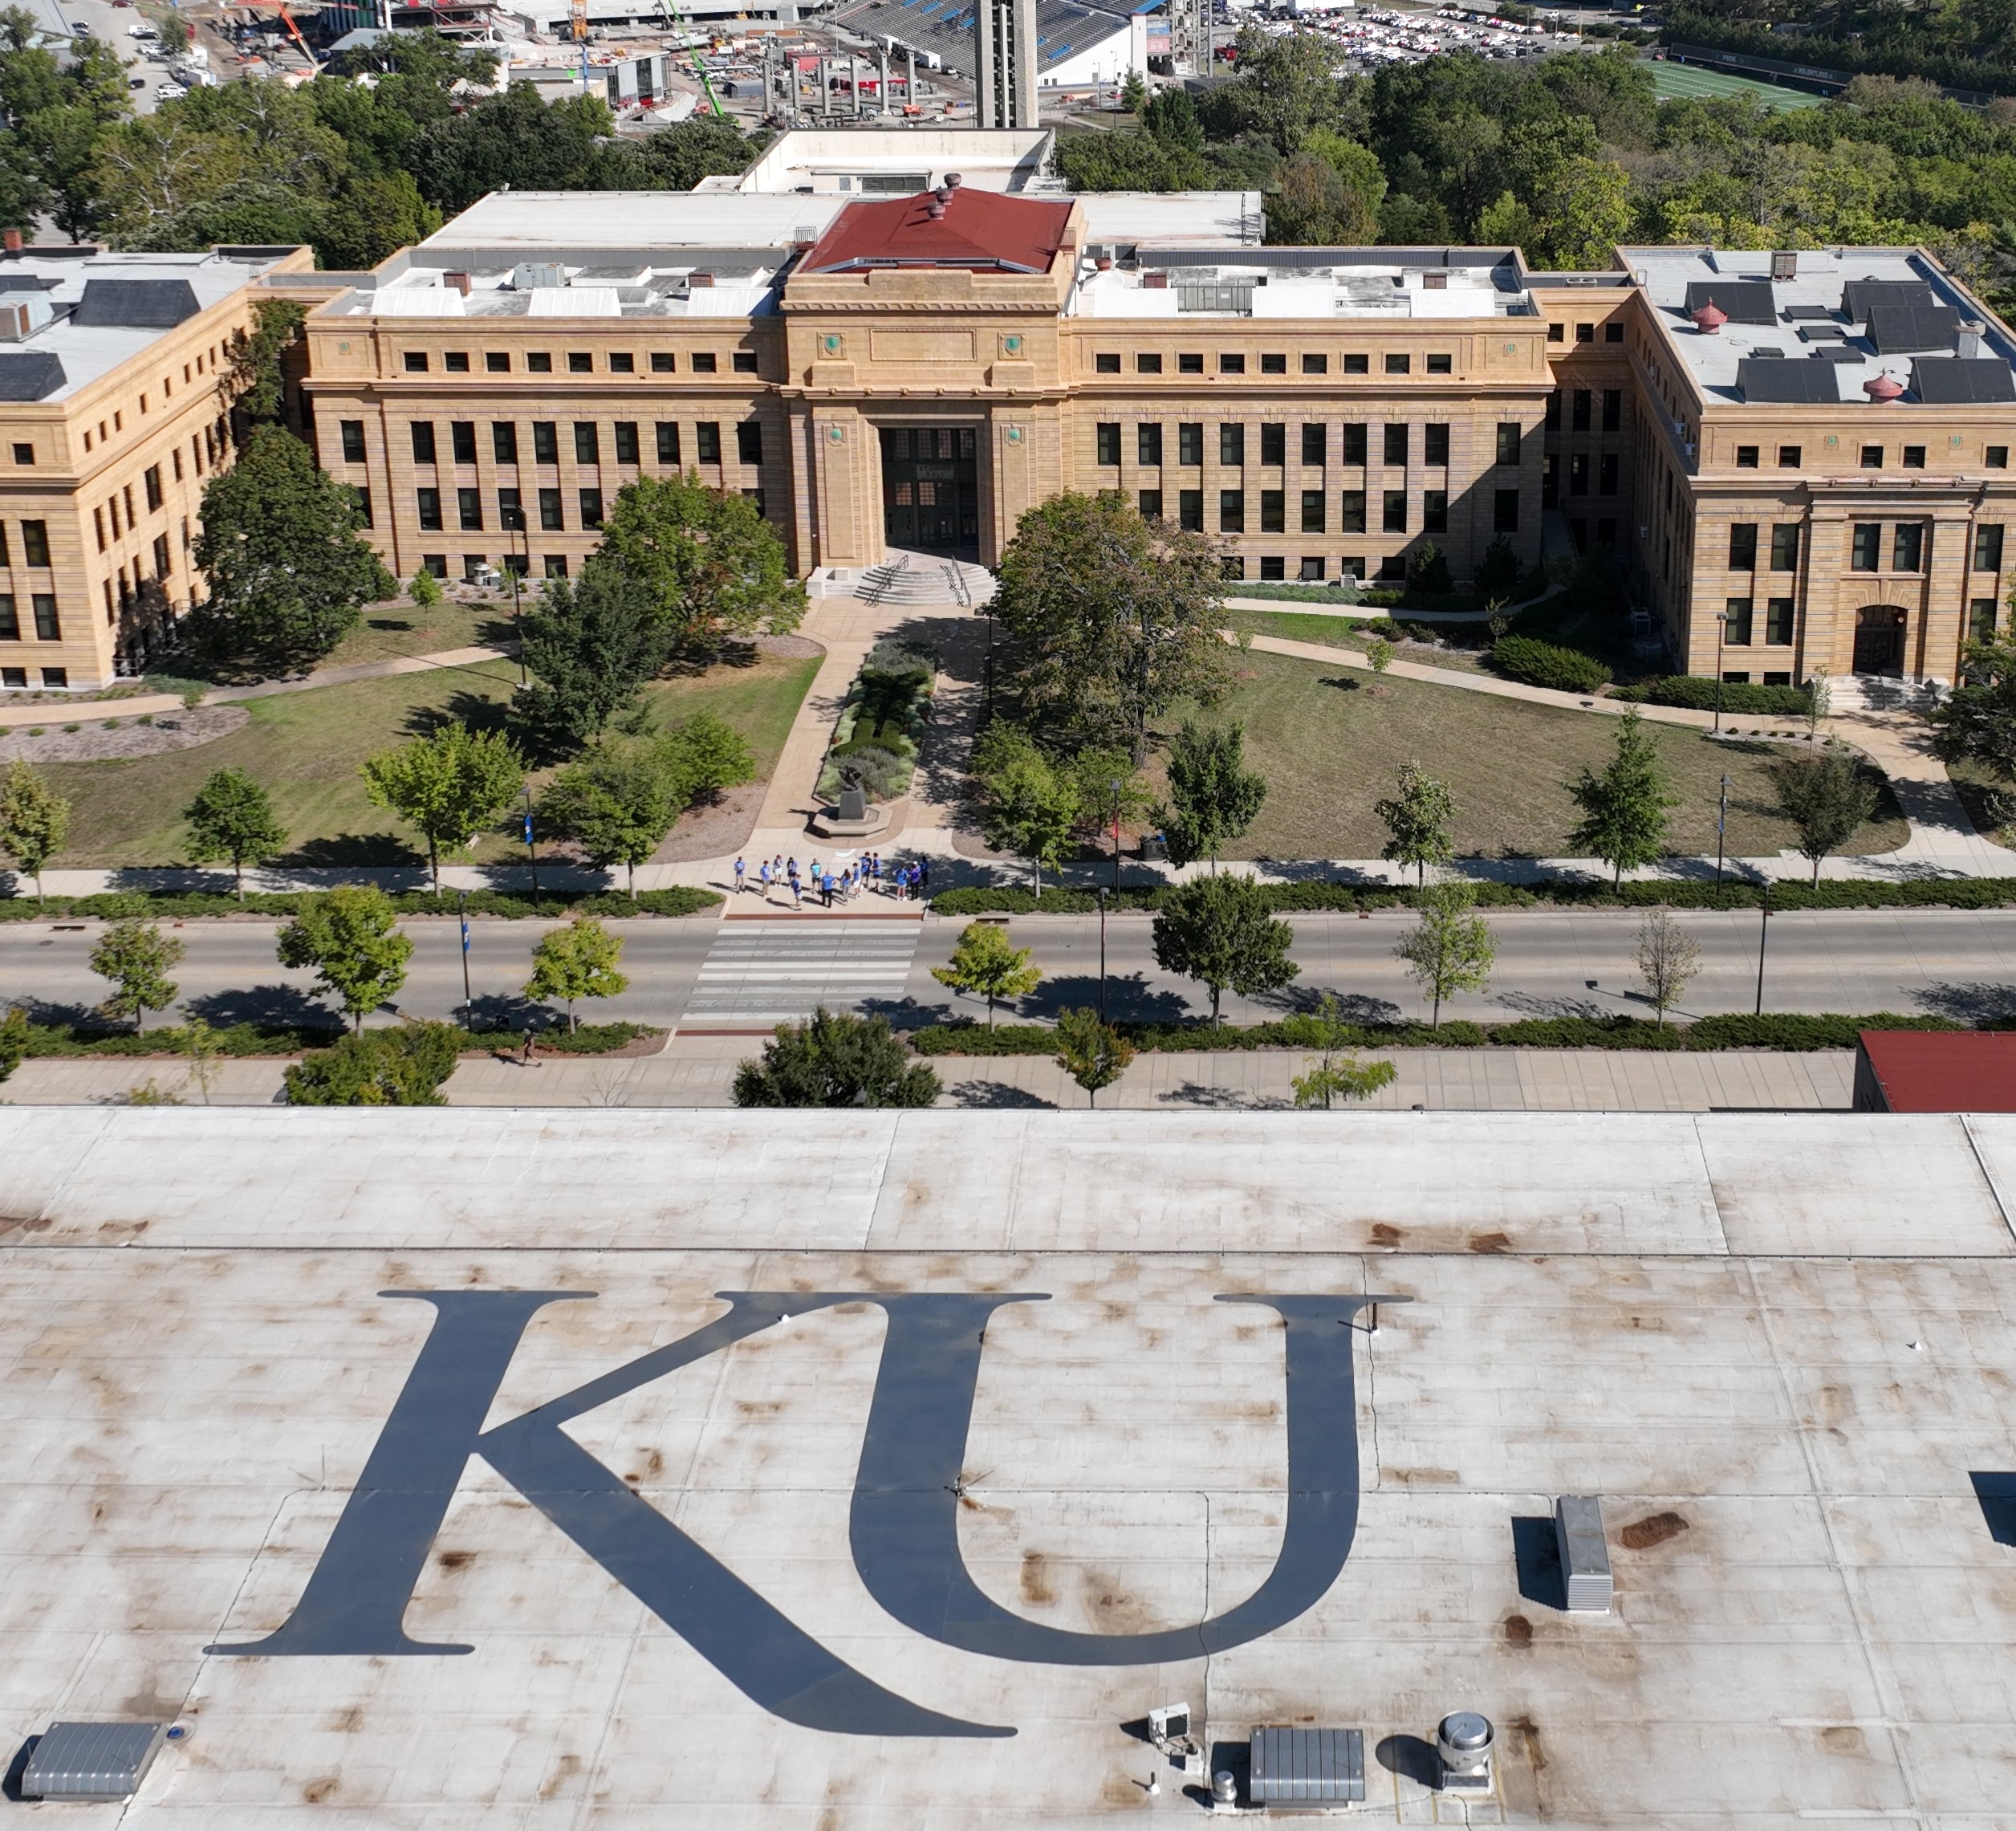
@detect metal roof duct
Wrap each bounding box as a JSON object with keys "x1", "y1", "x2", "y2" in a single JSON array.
[
  {"x1": 1249, "y1": 1727, "x2": 1366, "y2": 1805},
  {"x1": 22, "y1": 1723, "x2": 169, "y2": 1801}
]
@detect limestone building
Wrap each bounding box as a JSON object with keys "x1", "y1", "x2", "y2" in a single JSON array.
[{"x1": 0, "y1": 240, "x2": 319, "y2": 694}]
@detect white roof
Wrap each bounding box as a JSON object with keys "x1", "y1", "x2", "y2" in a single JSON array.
[{"x1": 421, "y1": 191, "x2": 851, "y2": 252}]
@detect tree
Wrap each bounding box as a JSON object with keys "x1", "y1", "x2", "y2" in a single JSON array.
[
  {"x1": 1806, "y1": 666, "x2": 1832, "y2": 738},
  {"x1": 362, "y1": 722, "x2": 524, "y2": 892},
  {"x1": 181, "y1": 1015, "x2": 223, "y2": 1105},
  {"x1": 1120, "y1": 70, "x2": 1148, "y2": 114},
  {"x1": 595, "y1": 473, "x2": 804, "y2": 660},
  {"x1": 1054, "y1": 1007, "x2": 1136, "y2": 1108},
  {"x1": 1374, "y1": 760, "x2": 1457, "y2": 886},
  {"x1": 1160, "y1": 719, "x2": 1267, "y2": 872},
  {"x1": 1770, "y1": 744, "x2": 1880, "y2": 885},
  {"x1": 1632, "y1": 906, "x2": 1701, "y2": 1029},
  {"x1": 182, "y1": 767, "x2": 286, "y2": 898},
  {"x1": 1151, "y1": 874, "x2": 1299, "y2": 1024},
  {"x1": 970, "y1": 723, "x2": 1079, "y2": 893},
  {"x1": 1069, "y1": 745, "x2": 1154, "y2": 866},
  {"x1": 1365, "y1": 636, "x2": 1395, "y2": 676},
  {"x1": 189, "y1": 425, "x2": 396, "y2": 675},
  {"x1": 1289, "y1": 994, "x2": 1398, "y2": 1109},
  {"x1": 1475, "y1": 534, "x2": 1522, "y2": 597},
  {"x1": 282, "y1": 1021, "x2": 462, "y2": 1105},
  {"x1": 0, "y1": 1005, "x2": 26, "y2": 1084},
  {"x1": 933, "y1": 922, "x2": 1042, "y2": 1028},
  {"x1": 0, "y1": 759, "x2": 69, "y2": 906},
  {"x1": 1566, "y1": 710, "x2": 1676, "y2": 886},
  {"x1": 539, "y1": 743, "x2": 677, "y2": 898},
  {"x1": 277, "y1": 886, "x2": 413, "y2": 1032},
  {"x1": 222, "y1": 297, "x2": 306, "y2": 433},
  {"x1": 1931, "y1": 625, "x2": 2016, "y2": 779},
  {"x1": 1394, "y1": 881, "x2": 1495, "y2": 1028},
  {"x1": 408, "y1": 565, "x2": 444, "y2": 608},
  {"x1": 990, "y1": 491, "x2": 1235, "y2": 761},
  {"x1": 524, "y1": 915, "x2": 628, "y2": 1032},
  {"x1": 732, "y1": 1007, "x2": 941, "y2": 1108},
  {"x1": 515, "y1": 559, "x2": 667, "y2": 755},
  {"x1": 89, "y1": 918, "x2": 185, "y2": 1034}
]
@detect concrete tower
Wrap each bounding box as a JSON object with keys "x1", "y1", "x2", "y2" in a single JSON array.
[{"x1": 977, "y1": 0, "x2": 1038, "y2": 128}]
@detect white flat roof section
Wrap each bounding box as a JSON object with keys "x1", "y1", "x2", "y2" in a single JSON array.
[
  {"x1": 418, "y1": 190, "x2": 852, "y2": 255},
  {"x1": 734, "y1": 127, "x2": 1055, "y2": 193},
  {"x1": 6, "y1": 1108, "x2": 2016, "y2": 1824}
]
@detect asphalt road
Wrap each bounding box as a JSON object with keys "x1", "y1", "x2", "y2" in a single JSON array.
[{"x1": 2, "y1": 905, "x2": 2014, "y2": 1032}]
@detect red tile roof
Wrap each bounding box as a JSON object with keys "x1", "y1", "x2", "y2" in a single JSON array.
[
  {"x1": 799, "y1": 188, "x2": 1072, "y2": 276},
  {"x1": 1855, "y1": 1030, "x2": 2016, "y2": 1112}
]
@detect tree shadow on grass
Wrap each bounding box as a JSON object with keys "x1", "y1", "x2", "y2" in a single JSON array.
[
  {"x1": 275, "y1": 833, "x2": 425, "y2": 871},
  {"x1": 402, "y1": 686, "x2": 517, "y2": 741}
]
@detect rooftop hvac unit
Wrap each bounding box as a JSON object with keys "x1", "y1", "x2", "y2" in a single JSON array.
[
  {"x1": 1437, "y1": 1712, "x2": 1494, "y2": 1793},
  {"x1": 1555, "y1": 1494, "x2": 1614, "y2": 1613},
  {"x1": 1249, "y1": 1726, "x2": 1365, "y2": 1805},
  {"x1": 510, "y1": 261, "x2": 567, "y2": 291},
  {"x1": 22, "y1": 1723, "x2": 169, "y2": 1801}
]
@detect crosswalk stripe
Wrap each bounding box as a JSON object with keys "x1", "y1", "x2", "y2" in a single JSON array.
[{"x1": 679, "y1": 918, "x2": 927, "y2": 1027}]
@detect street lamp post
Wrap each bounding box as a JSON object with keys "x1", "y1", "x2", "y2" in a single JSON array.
[
  {"x1": 1096, "y1": 886, "x2": 1108, "y2": 1025},
  {"x1": 1753, "y1": 880, "x2": 1771, "y2": 1015},
  {"x1": 1715, "y1": 772, "x2": 1729, "y2": 885},
  {"x1": 457, "y1": 889, "x2": 473, "y2": 1028},
  {"x1": 1713, "y1": 609, "x2": 1728, "y2": 735},
  {"x1": 1111, "y1": 776, "x2": 1123, "y2": 893},
  {"x1": 522, "y1": 783, "x2": 540, "y2": 905}
]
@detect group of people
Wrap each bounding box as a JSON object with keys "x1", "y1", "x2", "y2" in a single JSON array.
[{"x1": 733, "y1": 852, "x2": 930, "y2": 908}]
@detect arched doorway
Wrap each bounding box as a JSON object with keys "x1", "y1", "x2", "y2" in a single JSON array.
[
  {"x1": 1852, "y1": 604, "x2": 1908, "y2": 677},
  {"x1": 880, "y1": 426, "x2": 979, "y2": 555}
]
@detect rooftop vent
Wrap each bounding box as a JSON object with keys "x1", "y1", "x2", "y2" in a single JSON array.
[
  {"x1": 444, "y1": 270, "x2": 471, "y2": 296},
  {"x1": 1555, "y1": 1495, "x2": 1613, "y2": 1613},
  {"x1": 1864, "y1": 371, "x2": 1906, "y2": 402},
  {"x1": 22, "y1": 1723, "x2": 169, "y2": 1802},
  {"x1": 1250, "y1": 1727, "x2": 1365, "y2": 1806},
  {"x1": 1437, "y1": 1713, "x2": 1494, "y2": 1794},
  {"x1": 1770, "y1": 250, "x2": 1798, "y2": 280},
  {"x1": 945, "y1": 170, "x2": 963, "y2": 188},
  {"x1": 1692, "y1": 301, "x2": 1727, "y2": 335}
]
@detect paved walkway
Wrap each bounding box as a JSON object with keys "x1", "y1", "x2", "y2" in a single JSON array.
[{"x1": 0, "y1": 1041, "x2": 1855, "y2": 1110}]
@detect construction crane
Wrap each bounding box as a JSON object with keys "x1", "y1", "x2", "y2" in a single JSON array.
[{"x1": 237, "y1": 0, "x2": 322, "y2": 72}]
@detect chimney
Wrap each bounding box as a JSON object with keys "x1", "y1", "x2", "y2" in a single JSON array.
[
  {"x1": 1692, "y1": 301, "x2": 1727, "y2": 336},
  {"x1": 2, "y1": 229, "x2": 20, "y2": 255},
  {"x1": 944, "y1": 171, "x2": 962, "y2": 189},
  {"x1": 1960, "y1": 317, "x2": 1986, "y2": 359},
  {"x1": 445, "y1": 271, "x2": 471, "y2": 296},
  {"x1": 1770, "y1": 250, "x2": 1797, "y2": 281},
  {"x1": 689, "y1": 271, "x2": 714, "y2": 287}
]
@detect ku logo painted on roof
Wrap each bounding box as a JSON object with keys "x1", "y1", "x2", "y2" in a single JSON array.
[{"x1": 209, "y1": 1288, "x2": 1406, "y2": 1737}]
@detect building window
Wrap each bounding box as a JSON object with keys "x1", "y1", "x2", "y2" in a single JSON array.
[
  {"x1": 421, "y1": 554, "x2": 447, "y2": 579},
  {"x1": 1301, "y1": 424, "x2": 1326, "y2": 466},
  {"x1": 93, "y1": 508, "x2": 104, "y2": 552},
  {"x1": 32, "y1": 595, "x2": 59, "y2": 641},
  {"x1": 0, "y1": 669, "x2": 21, "y2": 686},
  {"x1": 1138, "y1": 424, "x2": 1163, "y2": 466},
  {"x1": 696, "y1": 422, "x2": 721, "y2": 462},
  {"x1": 567, "y1": 353, "x2": 593, "y2": 373},
  {"x1": 612, "y1": 421, "x2": 640, "y2": 465},
  {"x1": 1495, "y1": 423, "x2": 1521, "y2": 466},
  {"x1": 1729, "y1": 523, "x2": 1758, "y2": 570},
  {"x1": 1599, "y1": 454, "x2": 1619, "y2": 495},
  {"x1": 1261, "y1": 353, "x2": 1287, "y2": 374},
  {"x1": 1382, "y1": 490, "x2": 1407, "y2": 533},
  {"x1": 1179, "y1": 352, "x2": 1204, "y2": 374},
  {"x1": 1770, "y1": 525, "x2": 1801, "y2": 572},
  {"x1": 652, "y1": 353, "x2": 675, "y2": 373},
  {"x1": 1096, "y1": 353, "x2": 1121, "y2": 374},
  {"x1": 1860, "y1": 445, "x2": 1884, "y2": 469},
  {"x1": 1494, "y1": 490, "x2": 1520, "y2": 532},
  {"x1": 0, "y1": 596, "x2": 15, "y2": 640},
  {"x1": 10, "y1": 443, "x2": 30, "y2": 466},
  {"x1": 1599, "y1": 389, "x2": 1621, "y2": 433},
  {"x1": 39, "y1": 667, "x2": 65, "y2": 687},
  {"x1": 1851, "y1": 523, "x2": 1881, "y2": 571},
  {"x1": 1385, "y1": 354, "x2": 1410, "y2": 375},
  {"x1": 1301, "y1": 490, "x2": 1325, "y2": 534},
  {"x1": 1893, "y1": 523, "x2": 1925, "y2": 572},
  {"x1": 1260, "y1": 490, "x2": 1285, "y2": 533},
  {"x1": 736, "y1": 421, "x2": 762, "y2": 466},
  {"x1": 656, "y1": 423, "x2": 681, "y2": 464},
  {"x1": 539, "y1": 488, "x2": 563, "y2": 531},
  {"x1": 1219, "y1": 354, "x2": 1246, "y2": 375},
  {"x1": 1223, "y1": 556, "x2": 1246, "y2": 581},
  {"x1": 1343, "y1": 425, "x2": 1368, "y2": 466},
  {"x1": 457, "y1": 488, "x2": 483, "y2": 531},
  {"x1": 1178, "y1": 424, "x2": 1203, "y2": 466},
  {"x1": 412, "y1": 422, "x2": 437, "y2": 463},
  {"x1": 352, "y1": 487, "x2": 372, "y2": 530},
  {"x1": 1991, "y1": 446, "x2": 2010, "y2": 469},
  {"x1": 494, "y1": 423, "x2": 518, "y2": 464},
  {"x1": 497, "y1": 487, "x2": 522, "y2": 531},
  {"x1": 1605, "y1": 323, "x2": 1624, "y2": 343},
  {"x1": 1977, "y1": 524, "x2": 2006, "y2": 572},
  {"x1": 1423, "y1": 489, "x2": 1448, "y2": 532},
  {"x1": 1973, "y1": 597, "x2": 1999, "y2": 642},
  {"x1": 691, "y1": 353, "x2": 717, "y2": 374},
  {"x1": 1179, "y1": 489, "x2": 1203, "y2": 531},
  {"x1": 1260, "y1": 555, "x2": 1285, "y2": 580},
  {"x1": 1139, "y1": 490, "x2": 1163, "y2": 519},
  {"x1": 1425, "y1": 425, "x2": 1449, "y2": 466},
  {"x1": 544, "y1": 555, "x2": 569, "y2": 579},
  {"x1": 417, "y1": 489, "x2": 442, "y2": 531},
  {"x1": 18, "y1": 521, "x2": 48, "y2": 568},
  {"x1": 1725, "y1": 597, "x2": 1753, "y2": 645},
  {"x1": 1575, "y1": 322, "x2": 1595, "y2": 343},
  {"x1": 340, "y1": 420, "x2": 366, "y2": 463},
  {"x1": 1903, "y1": 445, "x2": 1926, "y2": 470},
  {"x1": 1383, "y1": 425, "x2": 1408, "y2": 466},
  {"x1": 604, "y1": 352, "x2": 635, "y2": 374},
  {"x1": 1219, "y1": 490, "x2": 1245, "y2": 532},
  {"x1": 579, "y1": 489, "x2": 605, "y2": 529},
  {"x1": 404, "y1": 352, "x2": 429, "y2": 372},
  {"x1": 528, "y1": 352, "x2": 554, "y2": 373},
  {"x1": 142, "y1": 465, "x2": 162, "y2": 511},
  {"x1": 533, "y1": 422, "x2": 558, "y2": 464},
  {"x1": 1097, "y1": 423, "x2": 1121, "y2": 466},
  {"x1": 152, "y1": 533, "x2": 170, "y2": 578},
  {"x1": 1339, "y1": 491, "x2": 1366, "y2": 534},
  {"x1": 1766, "y1": 598, "x2": 1796, "y2": 645},
  {"x1": 1778, "y1": 446, "x2": 1801, "y2": 467},
  {"x1": 451, "y1": 423, "x2": 478, "y2": 464},
  {"x1": 1426, "y1": 353, "x2": 1453, "y2": 375},
  {"x1": 1343, "y1": 353, "x2": 1370, "y2": 375},
  {"x1": 1303, "y1": 354, "x2": 1327, "y2": 375},
  {"x1": 1569, "y1": 453, "x2": 1590, "y2": 496},
  {"x1": 1218, "y1": 425, "x2": 1245, "y2": 466},
  {"x1": 1136, "y1": 352, "x2": 1162, "y2": 374},
  {"x1": 461, "y1": 554, "x2": 487, "y2": 582},
  {"x1": 1571, "y1": 390, "x2": 1591, "y2": 432},
  {"x1": 503, "y1": 552, "x2": 528, "y2": 577},
  {"x1": 1260, "y1": 424, "x2": 1285, "y2": 466},
  {"x1": 574, "y1": 423, "x2": 600, "y2": 464},
  {"x1": 486, "y1": 352, "x2": 510, "y2": 373}
]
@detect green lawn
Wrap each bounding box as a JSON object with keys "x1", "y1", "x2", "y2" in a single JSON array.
[
  {"x1": 1648, "y1": 60, "x2": 1823, "y2": 110},
  {"x1": 1244, "y1": 612, "x2": 1489, "y2": 674},
  {"x1": 1170, "y1": 649, "x2": 1908, "y2": 861},
  {"x1": 43, "y1": 648, "x2": 821, "y2": 869},
  {"x1": 322, "y1": 594, "x2": 518, "y2": 669}
]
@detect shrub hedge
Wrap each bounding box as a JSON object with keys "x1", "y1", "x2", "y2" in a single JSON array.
[
  {"x1": 0, "y1": 887, "x2": 721, "y2": 922},
  {"x1": 3, "y1": 1019, "x2": 657, "y2": 1058},
  {"x1": 1486, "y1": 634, "x2": 1611, "y2": 693},
  {"x1": 1614, "y1": 675, "x2": 1811, "y2": 716},
  {"x1": 907, "y1": 1011, "x2": 1957, "y2": 1056}
]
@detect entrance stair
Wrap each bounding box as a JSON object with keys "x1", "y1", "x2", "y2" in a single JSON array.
[{"x1": 856, "y1": 551, "x2": 997, "y2": 609}]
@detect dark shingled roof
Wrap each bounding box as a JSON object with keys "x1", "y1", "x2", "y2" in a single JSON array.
[
  {"x1": 0, "y1": 351, "x2": 66, "y2": 401},
  {"x1": 1737, "y1": 356, "x2": 1841, "y2": 402},
  {"x1": 1684, "y1": 279, "x2": 1775, "y2": 324},
  {"x1": 70, "y1": 278, "x2": 201, "y2": 328},
  {"x1": 1843, "y1": 277, "x2": 1936, "y2": 321},
  {"x1": 1867, "y1": 304, "x2": 1960, "y2": 354},
  {"x1": 1912, "y1": 356, "x2": 2016, "y2": 403}
]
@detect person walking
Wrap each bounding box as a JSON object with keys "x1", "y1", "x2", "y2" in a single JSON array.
[
  {"x1": 917, "y1": 855, "x2": 930, "y2": 899},
  {"x1": 519, "y1": 1025, "x2": 542, "y2": 1068},
  {"x1": 758, "y1": 857, "x2": 772, "y2": 901},
  {"x1": 788, "y1": 863, "x2": 802, "y2": 909},
  {"x1": 822, "y1": 871, "x2": 835, "y2": 909},
  {"x1": 734, "y1": 856, "x2": 746, "y2": 896}
]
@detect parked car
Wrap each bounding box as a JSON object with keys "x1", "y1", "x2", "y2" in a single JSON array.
[
  {"x1": 155, "y1": 81, "x2": 186, "y2": 99},
  {"x1": 69, "y1": 20, "x2": 90, "y2": 33},
  {"x1": 128, "y1": 74, "x2": 144, "y2": 86}
]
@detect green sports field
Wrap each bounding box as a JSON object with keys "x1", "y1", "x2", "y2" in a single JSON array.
[{"x1": 1649, "y1": 59, "x2": 1825, "y2": 109}]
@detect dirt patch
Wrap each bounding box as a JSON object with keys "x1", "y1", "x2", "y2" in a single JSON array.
[
  {"x1": 650, "y1": 780, "x2": 767, "y2": 865},
  {"x1": 1467, "y1": 1231, "x2": 1513, "y2": 1255},
  {"x1": 1020, "y1": 1550, "x2": 1057, "y2": 1605},
  {"x1": 1618, "y1": 1511, "x2": 1689, "y2": 1551},
  {"x1": 0, "y1": 705, "x2": 247, "y2": 763},
  {"x1": 1368, "y1": 1223, "x2": 1404, "y2": 1247}
]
